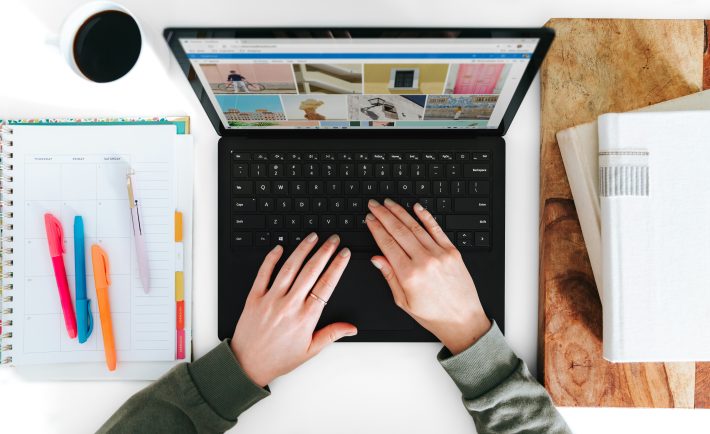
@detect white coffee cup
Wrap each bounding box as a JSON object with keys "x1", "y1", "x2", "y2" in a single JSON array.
[{"x1": 53, "y1": 1, "x2": 143, "y2": 82}]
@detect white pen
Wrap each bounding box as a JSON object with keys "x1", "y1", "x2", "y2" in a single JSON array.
[{"x1": 127, "y1": 169, "x2": 150, "y2": 293}]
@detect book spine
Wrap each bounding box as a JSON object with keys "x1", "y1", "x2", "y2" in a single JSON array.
[{"x1": 0, "y1": 123, "x2": 15, "y2": 365}]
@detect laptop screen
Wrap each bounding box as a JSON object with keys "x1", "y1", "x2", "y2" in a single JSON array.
[{"x1": 178, "y1": 37, "x2": 539, "y2": 130}]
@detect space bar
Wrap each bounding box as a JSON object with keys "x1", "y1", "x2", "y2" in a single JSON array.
[{"x1": 337, "y1": 232, "x2": 378, "y2": 250}]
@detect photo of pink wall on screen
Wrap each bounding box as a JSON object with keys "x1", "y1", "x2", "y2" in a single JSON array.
[{"x1": 444, "y1": 64, "x2": 510, "y2": 94}]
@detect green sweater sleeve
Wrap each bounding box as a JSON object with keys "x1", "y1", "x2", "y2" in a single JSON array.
[
  {"x1": 438, "y1": 321, "x2": 571, "y2": 434},
  {"x1": 97, "y1": 340, "x2": 270, "y2": 434}
]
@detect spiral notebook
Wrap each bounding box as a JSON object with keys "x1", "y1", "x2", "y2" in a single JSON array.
[{"x1": 0, "y1": 118, "x2": 193, "y2": 379}]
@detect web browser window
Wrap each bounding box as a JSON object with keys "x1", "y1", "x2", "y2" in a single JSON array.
[{"x1": 179, "y1": 38, "x2": 539, "y2": 129}]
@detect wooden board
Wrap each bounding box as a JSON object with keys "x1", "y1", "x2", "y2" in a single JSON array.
[{"x1": 538, "y1": 18, "x2": 710, "y2": 408}]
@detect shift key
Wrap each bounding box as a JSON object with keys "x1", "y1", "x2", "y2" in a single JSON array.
[
  {"x1": 446, "y1": 215, "x2": 489, "y2": 230},
  {"x1": 233, "y1": 215, "x2": 265, "y2": 229}
]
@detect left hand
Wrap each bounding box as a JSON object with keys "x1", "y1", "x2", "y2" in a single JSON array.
[{"x1": 231, "y1": 233, "x2": 357, "y2": 387}]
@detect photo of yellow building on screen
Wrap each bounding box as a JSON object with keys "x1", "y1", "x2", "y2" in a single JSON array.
[
  {"x1": 424, "y1": 95, "x2": 498, "y2": 120},
  {"x1": 363, "y1": 64, "x2": 449, "y2": 94}
]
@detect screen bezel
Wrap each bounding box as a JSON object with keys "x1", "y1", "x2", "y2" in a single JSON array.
[{"x1": 164, "y1": 27, "x2": 554, "y2": 138}]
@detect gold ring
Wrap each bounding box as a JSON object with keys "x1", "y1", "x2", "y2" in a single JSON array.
[{"x1": 309, "y1": 292, "x2": 327, "y2": 305}]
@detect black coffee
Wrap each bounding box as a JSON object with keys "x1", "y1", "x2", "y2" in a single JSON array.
[{"x1": 73, "y1": 10, "x2": 141, "y2": 83}]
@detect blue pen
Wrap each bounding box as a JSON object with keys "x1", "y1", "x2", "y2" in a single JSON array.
[{"x1": 74, "y1": 216, "x2": 93, "y2": 343}]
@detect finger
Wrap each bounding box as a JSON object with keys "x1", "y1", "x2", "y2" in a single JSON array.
[
  {"x1": 370, "y1": 255, "x2": 408, "y2": 310},
  {"x1": 367, "y1": 199, "x2": 425, "y2": 257},
  {"x1": 249, "y1": 245, "x2": 283, "y2": 298},
  {"x1": 365, "y1": 212, "x2": 410, "y2": 271},
  {"x1": 413, "y1": 202, "x2": 455, "y2": 249},
  {"x1": 308, "y1": 322, "x2": 358, "y2": 357},
  {"x1": 382, "y1": 198, "x2": 440, "y2": 252},
  {"x1": 306, "y1": 247, "x2": 351, "y2": 314},
  {"x1": 270, "y1": 232, "x2": 319, "y2": 295},
  {"x1": 289, "y1": 234, "x2": 341, "y2": 299}
]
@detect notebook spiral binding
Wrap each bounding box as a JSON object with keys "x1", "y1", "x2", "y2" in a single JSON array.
[{"x1": 0, "y1": 123, "x2": 15, "y2": 365}]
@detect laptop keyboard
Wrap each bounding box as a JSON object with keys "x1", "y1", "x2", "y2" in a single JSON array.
[{"x1": 230, "y1": 150, "x2": 491, "y2": 251}]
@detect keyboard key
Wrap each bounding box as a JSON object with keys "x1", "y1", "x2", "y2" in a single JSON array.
[
  {"x1": 304, "y1": 215, "x2": 318, "y2": 229},
  {"x1": 423, "y1": 153, "x2": 436, "y2": 161},
  {"x1": 276, "y1": 198, "x2": 291, "y2": 211},
  {"x1": 393, "y1": 163, "x2": 408, "y2": 178},
  {"x1": 294, "y1": 198, "x2": 309, "y2": 212},
  {"x1": 429, "y1": 164, "x2": 443, "y2": 178},
  {"x1": 440, "y1": 152, "x2": 453, "y2": 161},
  {"x1": 251, "y1": 163, "x2": 266, "y2": 177},
  {"x1": 416, "y1": 181, "x2": 430, "y2": 195},
  {"x1": 456, "y1": 152, "x2": 469, "y2": 161},
  {"x1": 304, "y1": 164, "x2": 319, "y2": 177},
  {"x1": 363, "y1": 180, "x2": 377, "y2": 194},
  {"x1": 347, "y1": 198, "x2": 362, "y2": 212},
  {"x1": 233, "y1": 181, "x2": 253, "y2": 195},
  {"x1": 274, "y1": 232, "x2": 288, "y2": 245},
  {"x1": 358, "y1": 163, "x2": 373, "y2": 177},
  {"x1": 398, "y1": 181, "x2": 413, "y2": 195},
  {"x1": 285, "y1": 215, "x2": 301, "y2": 229},
  {"x1": 340, "y1": 163, "x2": 355, "y2": 177},
  {"x1": 411, "y1": 163, "x2": 425, "y2": 178},
  {"x1": 290, "y1": 233, "x2": 305, "y2": 246},
  {"x1": 454, "y1": 198, "x2": 489, "y2": 213},
  {"x1": 234, "y1": 198, "x2": 256, "y2": 212},
  {"x1": 313, "y1": 198, "x2": 327, "y2": 211},
  {"x1": 322, "y1": 163, "x2": 337, "y2": 177},
  {"x1": 255, "y1": 232, "x2": 270, "y2": 246},
  {"x1": 433, "y1": 181, "x2": 448, "y2": 195},
  {"x1": 232, "y1": 152, "x2": 250, "y2": 160},
  {"x1": 268, "y1": 216, "x2": 283, "y2": 228},
  {"x1": 445, "y1": 215, "x2": 489, "y2": 230},
  {"x1": 258, "y1": 198, "x2": 274, "y2": 212},
  {"x1": 293, "y1": 181, "x2": 306, "y2": 194},
  {"x1": 273, "y1": 181, "x2": 288, "y2": 194},
  {"x1": 471, "y1": 152, "x2": 489, "y2": 160},
  {"x1": 355, "y1": 152, "x2": 369, "y2": 160},
  {"x1": 270, "y1": 152, "x2": 285, "y2": 160},
  {"x1": 379, "y1": 181, "x2": 394, "y2": 195},
  {"x1": 372, "y1": 153, "x2": 386, "y2": 161},
  {"x1": 305, "y1": 152, "x2": 319, "y2": 160},
  {"x1": 232, "y1": 232, "x2": 252, "y2": 247},
  {"x1": 388, "y1": 153, "x2": 403, "y2": 161},
  {"x1": 338, "y1": 152, "x2": 353, "y2": 161},
  {"x1": 446, "y1": 164, "x2": 460, "y2": 178},
  {"x1": 344, "y1": 181, "x2": 359, "y2": 194},
  {"x1": 464, "y1": 164, "x2": 489, "y2": 178},
  {"x1": 327, "y1": 181, "x2": 341, "y2": 194},
  {"x1": 321, "y1": 215, "x2": 337, "y2": 229},
  {"x1": 255, "y1": 181, "x2": 270, "y2": 194},
  {"x1": 339, "y1": 215, "x2": 355, "y2": 229},
  {"x1": 451, "y1": 180, "x2": 465, "y2": 196},
  {"x1": 470, "y1": 181, "x2": 489, "y2": 195},
  {"x1": 400, "y1": 198, "x2": 415, "y2": 210},
  {"x1": 437, "y1": 198, "x2": 451, "y2": 212},
  {"x1": 330, "y1": 198, "x2": 345, "y2": 211},
  {"x1": 405, "y1": 152, "x2": 420, "y2": 161},
  {"x1": 322, "y1": 152, "x2": 335, "y2": 161},
  {"x1": 288, "y1": 153, "x2": 301, "y2": 160},
  {"x1": 233, "y1": 164, "x2": 248, "y2": 177},
  {"x1": 309, "y1": 181, "x2": 324, "y2": 195},
  {"x1": 419, "y1": 197, "x2": 433, "y2": 210},
  {"x1": 233, "y1": 215, "x2": 265, "y2": 229},
  {"x1": 286, "y1": 164, "x2": 301, "y2": 177},
  {"x1": 475, "y1": 232, "x2": 490, "y2": 247},
  {"x1": 456, "y1": 232, "x2": 473, "y2": 248},
  {"x1": 375, "y1": 163, "x2": 390, "y2": 177},
  {"x1": 254, "y1": 152, "x2": 268, "y2": 160}
]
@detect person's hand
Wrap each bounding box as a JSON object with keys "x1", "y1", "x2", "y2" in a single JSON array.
[
  {"x1": 366, "y1": 199, "x2": 491, "y2": 355},
  {"x1": 231, "y1": 233, "x2": 357, "y2": 387}
]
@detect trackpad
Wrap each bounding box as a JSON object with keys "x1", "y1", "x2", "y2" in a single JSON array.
[{"x1": 318, "y1": 256, "x2": 415, "y2": 331}]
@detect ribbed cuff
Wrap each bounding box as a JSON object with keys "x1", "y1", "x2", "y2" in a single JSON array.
[
  {"x1": 188, "y1": 339, "x2": 270, "y2": 420},
  {"x1": 437, "y1": 320, "x2": 519, "y2": 399}
]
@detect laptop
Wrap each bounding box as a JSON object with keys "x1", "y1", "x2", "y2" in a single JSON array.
[{"x1": 164, "y1": 28, "x2": 554, "y2": 341}]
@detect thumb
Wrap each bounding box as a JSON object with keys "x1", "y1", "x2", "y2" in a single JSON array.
[
  {"x1": 370, "y1": 256, "x2": 408, "y2": 309},
  {"x1": 308, "y1": 322, "x2": 357, "y2": 357}
]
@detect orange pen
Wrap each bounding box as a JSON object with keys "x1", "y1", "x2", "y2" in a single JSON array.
[{"x1": 91, "y1": 244, "x2": 116, "y2": 371}]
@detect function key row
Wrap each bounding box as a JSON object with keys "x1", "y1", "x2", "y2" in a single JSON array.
[{"x1": 231, "y1": 151, "x2": 489, "y2": 162}]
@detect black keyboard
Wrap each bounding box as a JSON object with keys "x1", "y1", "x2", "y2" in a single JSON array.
[{"x1": 230, "y1": 151, "x2": 491, "y2": 250}]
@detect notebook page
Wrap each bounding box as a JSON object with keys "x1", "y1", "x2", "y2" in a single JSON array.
[{"x1": 10, "y1": 124, "x2": 177, "y2": 365}]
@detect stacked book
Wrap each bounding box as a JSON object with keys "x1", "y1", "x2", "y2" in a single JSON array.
[{"x1": 557, "y1": 91, "x2": 710, "y2": 362}]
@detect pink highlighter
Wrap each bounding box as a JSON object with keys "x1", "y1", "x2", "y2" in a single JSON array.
[{"x1": 44, "y1": 213, "x2": 78, "y2": 339}]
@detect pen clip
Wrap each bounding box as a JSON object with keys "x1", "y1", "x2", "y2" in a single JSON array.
[
  {"x1": 98, "y1": 247, "x2": 111, "y2": 287},
  {"x1": 127, "y1": 170, "x2": 136, "y2": 208},
  {"x1": 85, "y1": 299, "x2": 94, "y2": 338}
]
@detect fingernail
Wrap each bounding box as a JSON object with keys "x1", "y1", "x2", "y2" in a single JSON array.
[
  {"x1": 271, "y1": 244, "x2": 283, "y2": 253},
  {"x1": 366, "y1": 213, "x2": 376, "y2": 221},
  {"x1": 384, "y1": 198, "x2": 396, "y2": 206},
  {"x1": 371, "y1": 258, "x2": 382, "y2": 269},
  {"x1": 339, "y1": 248, "x2": 351, "y2": 257},
  {"x1": 368, "y1": 199, "x2": 380, "y2": 208},
  {"x1": 344, "y1": 329, "x2": 358, "y2": 337},
  {"x1": 307, "y1": 232, "x2": 318, "y2": 242},
  {"x1": 414, "y1": 203, "x2": 424, "y2": 212},
  {"x1": 329, "y1": 234, "x2": 340, "y2": 244}
]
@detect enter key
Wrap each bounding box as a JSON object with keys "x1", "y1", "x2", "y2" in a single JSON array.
[{"x1": 454, "y1": 198, "x2": 489, "y2": 213}]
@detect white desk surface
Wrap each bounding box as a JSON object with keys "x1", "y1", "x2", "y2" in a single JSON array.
[{"x1": 1, "y1": 0, "x2": 709, "y2": 432}]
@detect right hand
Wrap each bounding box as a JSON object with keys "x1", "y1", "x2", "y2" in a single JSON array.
[{"x1": 366, "y1": 199, "x2": 491, "y2": 355}]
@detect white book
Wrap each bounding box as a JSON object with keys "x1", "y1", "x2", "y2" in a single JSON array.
[
  {"x1": 557, "y1": 90, "x2": 710, "y2": 305},
  {"x1": 598, "y1": 110, "x2": 710, "y2": 362}
]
